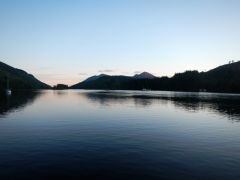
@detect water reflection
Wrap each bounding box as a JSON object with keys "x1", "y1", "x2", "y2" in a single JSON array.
[
  {"x1": 0, "y1": 90, "x2": 240, "y2": 179},
  {"x1": 0, "y1": 91, "x2": 41, "y2": 117},
  {"x1": 83, "y1": 92, "x2": 154, "y2": 107},
  {"x1": 53, "y1": 90, "x2": 69, "y2": 96},
  {"x1": 1, "y1": 90, "x2": 240, "y2": 121},
  {"x1": 169, "y1": 96, "x2": 240, "y2": 121},
  {"x1": 82, "y1": 91, "x2": 240, "y2": 121}
]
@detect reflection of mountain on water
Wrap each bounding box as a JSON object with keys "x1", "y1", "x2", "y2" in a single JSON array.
[
  {"x1": 0, "y1": 91, "x2": 41, "y2": 117},
  {"x1": 82, "y1": 92, "x2": 156, "y2": 107},
  {"x1": 169, "y1": 96, "x2": 240, "y2": 121},
  {"x1": 83, "y1": 91, "x2": 240, "y2": 121}
]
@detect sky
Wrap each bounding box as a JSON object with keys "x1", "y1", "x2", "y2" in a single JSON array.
[{"x1": 0, "y1": 0, "x2": 240, "y2": 86}]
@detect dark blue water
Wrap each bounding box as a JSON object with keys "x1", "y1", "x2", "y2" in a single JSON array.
[{"x1": 0, "y1": 90, "x2": 240, "y2": 180}]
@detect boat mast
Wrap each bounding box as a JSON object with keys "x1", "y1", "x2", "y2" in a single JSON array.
[{"x1": 6, "y1": 76, "x2": 10, "y2": 89}]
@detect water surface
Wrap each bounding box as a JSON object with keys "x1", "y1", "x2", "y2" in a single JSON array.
[{"x1": 0, "y1": 90, "x2": 240, "y2": 179}]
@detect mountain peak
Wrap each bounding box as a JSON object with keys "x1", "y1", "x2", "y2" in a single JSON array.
[
  {"x1": 84, "y1": 74, "x2": 109, "y2": 82},
  {"x1": 133, "y1": 72, "x2": 155, "y2": 79}
]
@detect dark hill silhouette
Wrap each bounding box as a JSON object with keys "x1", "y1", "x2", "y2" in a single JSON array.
[
  {"x1": 71, "y1": 61, "x2": 240, "y2": 93},
  {"x1": 72, "y1": 75, "x2": 132, "y2": 89},
  {"x1": 0, "y1": 61, "x2": 50, "y2": 90},
  {"x1": 84, "y1": 74, "x2": 109, "y2": 82},
  {"x1": 133, "y1": 72, "x2": 156, "y2": 79},
  {"x1": 71, "y1": 72, "x2": 156, "y2": 89},
  {"x1": 202, "y1": 61, "x2": 240, "y2": 92}
]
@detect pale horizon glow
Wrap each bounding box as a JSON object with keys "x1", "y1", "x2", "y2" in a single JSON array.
[{"x1": 1, "y1": 0, "x2": 240, "y2": 86}]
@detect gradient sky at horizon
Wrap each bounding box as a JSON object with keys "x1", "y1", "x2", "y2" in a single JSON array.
[{"x1": 1, "y1": 0, "x2": 240, "y2": 86}]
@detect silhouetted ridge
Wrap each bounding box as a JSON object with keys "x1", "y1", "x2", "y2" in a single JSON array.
[
  {"x1": 0, "y1": 61, "x2": 50, "y2": 89},
  {"x1": 202, "y1": 61, "x2": 240, "y2": 92},
  {"x1": 71, "y1": 75, "x2": 132, "y2": 89},
  {"x1": 71, "y1": 61, "x2": 240, "y2": 93},
  {"x1": 84, "y1": 74, "x2": 109, "y2": 82},
  {"x1": 133, "y1": 72, "x2": 155, "y2": 79}
]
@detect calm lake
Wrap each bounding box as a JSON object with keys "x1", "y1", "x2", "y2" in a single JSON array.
[{"x1": 0, "y1": 90, "x2": 240, "y2": 179}]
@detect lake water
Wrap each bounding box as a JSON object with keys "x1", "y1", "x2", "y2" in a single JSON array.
[{"x1": 0, "y1": 90, "x2": 240, "y2": 179}]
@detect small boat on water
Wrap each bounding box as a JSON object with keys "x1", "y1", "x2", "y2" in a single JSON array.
[{"x1": 6, "y1": 89, "x2": 12, "y2": 95}]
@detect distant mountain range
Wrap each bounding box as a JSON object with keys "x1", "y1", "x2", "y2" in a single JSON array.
[
  {"x1": 71, "y1": 61, "x2": 240, "y2": 93},
  {"x1": 82, "y1": 72, "x2": 156, "y2": 83},
  {"x1": 1, "y1": 60, "x2": 240, "y2": 93},
  {"x1": 71, "y1": 72, "x2": 156, "y2": 89},
  {"x1": 0, "y1": 61, "x2": 50, "y2": 90}
]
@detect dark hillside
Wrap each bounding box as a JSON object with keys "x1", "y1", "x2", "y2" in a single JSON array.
[{"x1": 0, "y1": 61, "x2": 50, "y2": 90}]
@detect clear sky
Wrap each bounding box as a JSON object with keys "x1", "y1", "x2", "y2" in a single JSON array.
[{"x1": 1, "y1": 0, "x2": 240, "y2": 86}]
